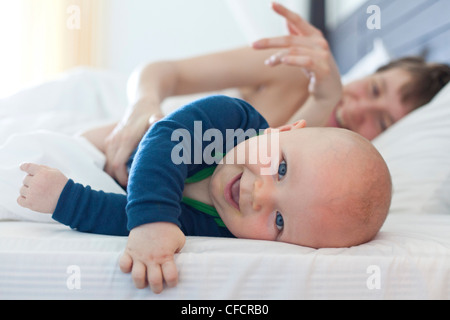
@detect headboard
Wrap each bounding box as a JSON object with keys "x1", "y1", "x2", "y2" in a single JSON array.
[{"x1": 327, "y1": 0, "x2": 450, "y2": 74}]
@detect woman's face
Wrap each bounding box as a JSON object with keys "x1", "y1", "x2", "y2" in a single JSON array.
[{"x1": 327, "y1": 68, "x2": 413, "y2": 140}]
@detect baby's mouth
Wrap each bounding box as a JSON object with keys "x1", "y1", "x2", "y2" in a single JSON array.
[
  {"x1": 231, "y1": 177, "x2": 241, "y2": 209},
  {"x1": 225, "y1": 173, "x2": 242, "y2": 211}
]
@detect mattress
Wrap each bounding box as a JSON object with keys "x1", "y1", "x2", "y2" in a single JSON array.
[
  {"x1": 1, "y1": 68, "x2": 450, "y2": 300},
  {"x1": 1, "y1": 213, "x2": 449, "y2": 300}
]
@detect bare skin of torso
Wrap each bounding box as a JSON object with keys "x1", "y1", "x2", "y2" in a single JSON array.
[
  {"x1": 167, "y1": 46, "x2": 312, "y2": 129},
  {"x1": 238, "y1": 79, "x2": 310, "y2": 128}
]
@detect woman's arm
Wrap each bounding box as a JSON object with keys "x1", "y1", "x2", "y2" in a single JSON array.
[
  {"x1": 128, "y1": 46, "x2": 287, "y2": 103},
  {"x1": 105, "y1": 46, "x2": 289, "y2": 186}
]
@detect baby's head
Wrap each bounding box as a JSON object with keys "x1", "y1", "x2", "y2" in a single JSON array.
[{"x1": 210, "y1": 121, "x2": 392, "y2": 249}]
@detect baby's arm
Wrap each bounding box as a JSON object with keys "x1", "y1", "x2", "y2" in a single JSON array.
[
  {"x1": 18, "y1": 163, "x2": 129, "y2": 236},
  {"x1": 18, "y1": 163, "x2": 185, "y2": 293},
  {"x1": 18, "y1": 163, "x2": 68, "y2": 214}
]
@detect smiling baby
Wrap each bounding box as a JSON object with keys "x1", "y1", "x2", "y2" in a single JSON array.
[{"x1": 17, "y1": 95, "x2": 392, "y2": 293}]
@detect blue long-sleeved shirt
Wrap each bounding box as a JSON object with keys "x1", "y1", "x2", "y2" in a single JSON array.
[{"x1": 52, "y1": 96, "x2": 269, "y2": 237}]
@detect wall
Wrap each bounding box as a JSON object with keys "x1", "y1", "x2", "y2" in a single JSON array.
[
  {"x1": 100, "y1": 0, "x2": 247, "y2": 76},
  {"x1": 99, "y1": 0, "x2": 310, "y2": 76},
  {"x1": 225, "y1": 0, "x2": 310, "y2": 43},
  {"x1": 0, "y1": 0, "x2": 313, "y2": 97},
  {"x1": 326, "y1": 0, "x2": 367, "y2": 29}
]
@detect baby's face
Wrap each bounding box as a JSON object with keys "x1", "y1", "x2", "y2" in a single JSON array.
[{"x1": 210, "y1": 125, "x2": 389, "y2": 249}]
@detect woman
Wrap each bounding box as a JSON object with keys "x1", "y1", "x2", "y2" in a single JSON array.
[{"x1": 103, "y1": 2, "x2": 450, "y2": 186}]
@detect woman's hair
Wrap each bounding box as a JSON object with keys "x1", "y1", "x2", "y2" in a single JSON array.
[{"x1": 377, "y1": 57, "x2": 450, "y2": 111}]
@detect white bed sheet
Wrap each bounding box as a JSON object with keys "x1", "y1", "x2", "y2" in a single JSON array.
[
  {"x1": 1, "y1": 68, "x2": 449, "y2": 300},
  {"x1": 1, "y1": 213, "x2": 449, "y2": 300}
]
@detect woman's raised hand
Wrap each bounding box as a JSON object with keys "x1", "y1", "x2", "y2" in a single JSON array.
[{"x1": 253, "y1": 2, "x2": 342, "y2": 106}]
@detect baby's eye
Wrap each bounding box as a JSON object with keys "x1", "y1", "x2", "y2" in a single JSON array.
[
  {"x1": 276, "y1": 212, "x2": 284, "y2": 231},
  {"x1": 278, "y1": 160, "x2": 287, "y2": 180}
]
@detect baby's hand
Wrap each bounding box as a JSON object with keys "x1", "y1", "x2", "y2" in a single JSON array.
[
  {"x1": 17, "y1": 163, "x2": 68, "y2": 214},
  {"x1": 119, "y1": 222, "x2": 186, "y2": 294}
]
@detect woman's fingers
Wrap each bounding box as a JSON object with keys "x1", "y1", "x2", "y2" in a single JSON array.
[
  {"x1": 104, "y1": 134, "x2": 120, "y2": 176},
  {"x1": 253, "y1": 2, "x2": 342, "y2": 105},
  {"x1": 264, "y1": 49, "x2": 289, "y2": 66},
  {"x1": 271, "y1": 2, "x2": 321, "y2": 37},
  {"x1": 287, "y1": 21, "x2": 300, "y2": 36},
  {"x1": 279, "y1": 55, "x2": 314, "y2": 69},
  {"x1": 111, "y1": 146, "x2": 130, "y2": 187},
  {"x1": 254, "y1": 34, "x2": 327, "y2": 51},
  {"x1": 104, "y1": 130, "x2": 132, "y2": 187},
  {"x1": 265, "y1": 47, "x2": 320, "y2": 71}
]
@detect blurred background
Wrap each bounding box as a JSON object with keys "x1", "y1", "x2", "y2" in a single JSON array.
[{"x1": 0, "y1": 0, "x2": 366, "y2": 98}]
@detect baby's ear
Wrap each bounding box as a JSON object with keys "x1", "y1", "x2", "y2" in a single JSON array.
[{"x1": 264, "y1": 120, "x2": 307, "y2": 134}]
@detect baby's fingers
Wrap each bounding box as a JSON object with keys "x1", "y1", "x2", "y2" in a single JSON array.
[
  {"x1": 18, "y1": 185, "x2": 29, "y2": 198},
  {"x1": 131, "y1": 260, "x2": 148, "y2": 289},
  {"x1": 119, "y1": 252, "x2": 133, "y2": 273},
  {"x1": 147, "y1": 262, "x2": 164, "y2": 294},
  {"x1": 16, "y1": 194, "x2": 28, "y2": 209},
  {"x1": 162, "y1": 260, "x2": 179, "y2": 288},
  {"x1": 22, "y1": 174, "x2": 33, "y2": 187},
  {"x1": 20, "y1": 163, "x2": 41, "y2": 175},
  {"x1": 146, "y1": 260, "x2": 178, "y2": 294}
]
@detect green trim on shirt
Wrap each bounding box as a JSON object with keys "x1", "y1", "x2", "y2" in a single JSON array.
[
  {"x1": 181, "y1": 196, "x2": 225, "y2": 228},
  {"x1": 182, "y1": 161, "x2": 226, "y2": 228}
]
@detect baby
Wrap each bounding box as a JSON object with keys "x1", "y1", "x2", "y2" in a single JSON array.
[{"x1": 17, "y1": 95, "x2": 392, "y2": 294}]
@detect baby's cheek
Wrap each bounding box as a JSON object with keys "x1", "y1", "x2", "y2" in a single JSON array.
[{"x1": 234, "y1": 215, "x2": 276, "y2": 241}]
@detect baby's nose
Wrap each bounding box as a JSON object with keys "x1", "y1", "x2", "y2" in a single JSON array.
[{"x1": 252, "y1": 178, "x2": 275, "y2": 212}]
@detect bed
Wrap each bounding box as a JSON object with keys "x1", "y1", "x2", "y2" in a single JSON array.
[{"x1": 1, "y1": 0, "x2": 450, "y2": 300}]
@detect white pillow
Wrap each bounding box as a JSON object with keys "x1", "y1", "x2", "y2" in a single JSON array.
[
  {"x1": 373, "y1": 83, "x2": 450, "y2": 215},
  {"x1": 341, "y1": 38, "x2": 391, "y2": 84}
]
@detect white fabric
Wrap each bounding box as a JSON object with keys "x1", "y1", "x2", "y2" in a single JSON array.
[
  {"x1": 0, "y1": 133, "x2": 125, "y2": 222},
  {"x1": 342, "y1": 40, "x2": 450, "y2": 217},
  {"x1": 0, "y1": 68, "x2": 242, "y2": 223},
  {"x1": 1, "y1": 213, "x2": 449, "y2": 299},
  {"x1": 0, "y1": 67, "x2": 129, "y2": 145},
  {"x1": 373, "y1": 83, "x2": 450, "y2": 215},
  {"x1": 0, "y1": 68, "x2": 129, "y2": 222},
  {"x1": 1, "y1": 68, "x2": 450, "y2": 300}
]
